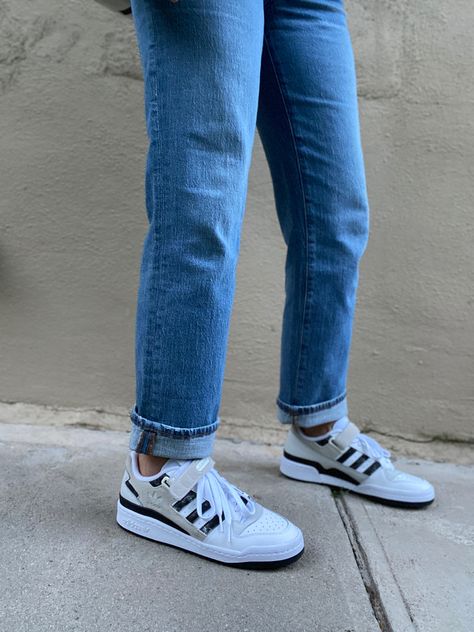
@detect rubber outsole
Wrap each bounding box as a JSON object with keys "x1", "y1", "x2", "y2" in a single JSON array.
[
  {"x1": 280, "y1": 454, "x2": 435, "y2": 509},
  {"x1": 116, "y1": 499, "x2": 305, "y2": 570}
]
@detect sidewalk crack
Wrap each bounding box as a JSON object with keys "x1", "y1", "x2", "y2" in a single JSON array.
[{"x1": 333, "y1": 492, "x2": 409, "y2": 632}]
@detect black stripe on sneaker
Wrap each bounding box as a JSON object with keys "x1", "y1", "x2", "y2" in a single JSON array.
[
  {"x1": 125, "y1": 479, "x2": 139, "y2": 498},
  {"x1": 185, "y1": 501, "x2": 211, "y2": 524},
  {"x1": 119, "y1": 494, "x2": 190, "y2": 535},
  {"x1": 201, "y1": 512, "x2": 225, "y2": 535},
  {"x1": 361, "y1": 461, "x2": 382, "y2": 476},
  {"x1": 316, "y1": 436, "x2": 331, "y2": 446},
  {"x1": 350, "y1": 454, "x2": 370, "y2": 470},
  {"x1": 336, "y1": 447, "x2": 356, "y2": 464},
  {"x1": 283, "y1": 451, "x2": 361, "y2": 486},
  {"x1": 172, "y1": 490, "x2": 197, "y2": 512},
  {"x1": 149, "y1": 473, "x2": 169, "y2": 487}
]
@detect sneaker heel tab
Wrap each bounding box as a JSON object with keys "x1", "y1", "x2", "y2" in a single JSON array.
[
  {"x1": 284, "y1": 423, "x2": 297, "y2": 445},
  {"x1": 284, "y1": 423, "x2": 305, "y2": 453},
  {"x1": 290, "y1": 423, "x2": 308, "y2": 442},
  {"x1": 127, "y1": 451, "x2": 138, "y2": 477},
  {"x1": 290, "y1": 422, "x2": 301, "y2": 436}
]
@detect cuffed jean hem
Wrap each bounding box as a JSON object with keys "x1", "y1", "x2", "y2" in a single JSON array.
[
  {"x1": 129, "y1": 405, "x2": 219, "y2": 459},
  {"x1": 276, "y1": 392, "x2": 348, "y2": 428}
]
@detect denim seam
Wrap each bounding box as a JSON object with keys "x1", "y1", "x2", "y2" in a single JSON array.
[
  {"x1": 147, "y1": 6, "x2": 160, "y2": 138},
  {"x1": 276, "y1": 391, "x2": 347, "y2": 415},
  {"x1": 130, "y1": 424, "x2": 217, "y2": 459},
  {"x1": 262, "y1": 32, "x2": 312, "y2": 403},
  {"x1": 151, "y1": 13, "x2": 174, "y2": 412},
  {"x1": 130, "y1": 407, "x2": 220, "y2": 438},
  {"x1": 264, "y1": 0, "x2": 276, "y2": 23},
  {"x1": 141, "y1": 7, "x2": 165, "y2": 410}
]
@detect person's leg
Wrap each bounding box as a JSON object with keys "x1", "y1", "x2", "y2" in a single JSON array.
[
  {"x1": 256, "y1": 0, "x2": 434, "y2": 506},
  {"x1": 257, "y1": 0, "x2": 369, "y2": 429},
  {"x1": 117, "y1": 0, "x2": 305, "y2": 567},
  {"x1": 129, "y1": 0, "x2": 265, "y2": 461}
]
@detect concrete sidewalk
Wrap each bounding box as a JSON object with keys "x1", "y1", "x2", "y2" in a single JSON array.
[{"x1": 0, "y1": 423, "x2": 472, "y2": 632}]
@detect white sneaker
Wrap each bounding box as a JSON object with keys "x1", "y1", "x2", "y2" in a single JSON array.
[
  {"x1": 117, "y1": 451, "x2": 304, "y2": 568},
  {"x1": 280, "y1": 416, "x2": 435, "y2": 508}
]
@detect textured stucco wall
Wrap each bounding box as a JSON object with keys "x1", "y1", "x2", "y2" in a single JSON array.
[{"x1": 0, "y1": 0, "x2": 472, "y2": 442}]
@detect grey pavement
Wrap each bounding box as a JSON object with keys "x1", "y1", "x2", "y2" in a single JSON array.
[
  {"x1": 0, "y1": 423, "x2": 472, "y2": 632},
  {"x1": 341, "y1": 461, "x2": 474, "y2": 631}
]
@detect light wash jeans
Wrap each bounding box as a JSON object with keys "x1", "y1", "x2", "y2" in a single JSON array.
[{"x1": 128, "y1": 0, "x2": 370, "y2": 459}]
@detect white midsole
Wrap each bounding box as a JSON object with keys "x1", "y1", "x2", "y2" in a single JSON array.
[
  {"x1": 280, "y1": 455, "x2": 434, "y2": 504},
  {"x1": 116, "y1": 500, "x2": 304, "y2": 564}
]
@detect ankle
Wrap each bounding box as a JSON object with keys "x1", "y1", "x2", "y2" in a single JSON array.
[
  {"x1": 137, "y1": 453, "x2": 168, "y2": 477},
  {"x1": 299, "y1": 420, "x2": 336, "y2": 438}
]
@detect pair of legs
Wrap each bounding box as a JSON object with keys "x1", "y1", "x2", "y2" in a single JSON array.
[
  {"x1": 129, "y1": 0, "x2": 369, "y2": 464},
  {"x1": 117, "y1": 0, "x2": 434, "y2": 567}
]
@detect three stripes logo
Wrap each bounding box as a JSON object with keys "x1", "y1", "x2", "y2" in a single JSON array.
[
  {"x1": 336, "y1": 447, "x2": 381, "y2": 477},
  {"x1": 171, "y1": 489, "x2": 224, "y2": 535},
  {"x1": 283, "y1": 446, "x2": 381, "y2": 486},
  {"x1": 120, "y1": 474, "x2": 225, "y2": 538}
]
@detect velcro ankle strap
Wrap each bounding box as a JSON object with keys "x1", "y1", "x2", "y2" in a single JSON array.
[
  {"x1": 330, "y1": 421, "x2": 360, "y2": 451},
  {"x1": 166, "y1": 457, "x2": 215, "y2": 500}
]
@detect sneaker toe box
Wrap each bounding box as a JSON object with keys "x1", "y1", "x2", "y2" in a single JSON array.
[
  {"x1": 239, "y1": 506, "x2": 304, "y2": 549},
  {"x1": 365, "y1": 467, "x2": 435, "y2": 504}
]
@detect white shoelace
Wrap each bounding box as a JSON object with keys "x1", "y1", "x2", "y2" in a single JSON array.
[
  {"x1": 352, "y1": 434, "x2": 393, "y2": 467},
  {"x1": 165, "y1": 461, "x2": 256, "y2": 542}
]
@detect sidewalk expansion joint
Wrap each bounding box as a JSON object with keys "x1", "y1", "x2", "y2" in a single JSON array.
[{"x1": 333, "y1": 491, "x2": 407, "y2": 632}]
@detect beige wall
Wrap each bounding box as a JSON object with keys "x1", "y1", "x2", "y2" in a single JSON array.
[{"x1": 1, "y1": 0, "x2": 473, "y2": 443}]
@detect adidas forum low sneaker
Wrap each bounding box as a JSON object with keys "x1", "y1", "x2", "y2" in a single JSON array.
[
  {"x1": 117, "y1": 452, "x2": 304, "y2": 569},
  {"x1": 280, "y1": 417, "x2": 435, "y2": 508}
]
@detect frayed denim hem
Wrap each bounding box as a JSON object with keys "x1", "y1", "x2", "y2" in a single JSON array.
[
  {"x1": 129, "y1": 405, "x2": 219, "y2": 459},
  {"x1": 276, "y1": 392, "x2": 348, "y2": 428}
]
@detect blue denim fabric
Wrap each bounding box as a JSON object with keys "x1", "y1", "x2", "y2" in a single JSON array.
[{"x1": 128, "y1": 0, "x2": 369, "y2": 459}]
